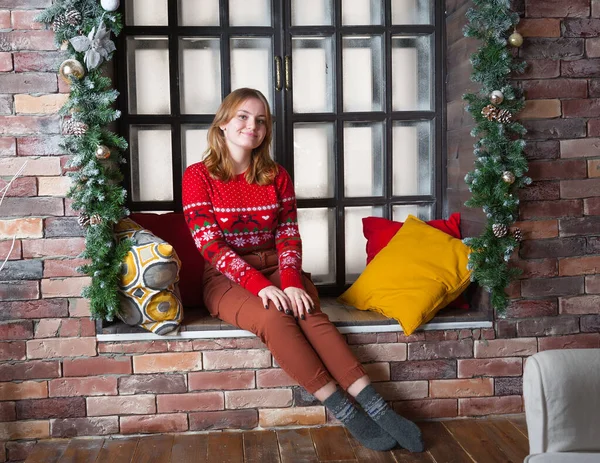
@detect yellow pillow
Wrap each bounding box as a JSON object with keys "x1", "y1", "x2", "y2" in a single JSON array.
[{"x1": 339, "y1": 215, "x2": 472, "y2": 335}]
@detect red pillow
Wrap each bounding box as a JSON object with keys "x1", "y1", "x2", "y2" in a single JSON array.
[
  {"x1": 362, "y1": 213, "x2": 469, "y2": 310},
  {"x1": 130, "y1": 212, "x2": 204, "y2": 308}
]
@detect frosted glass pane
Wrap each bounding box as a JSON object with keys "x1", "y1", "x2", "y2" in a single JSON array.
[
  {"x1": 130, "y1": 126, "x2": 173, "y2": 202},
  {"x1": 229, "y1": 0, "x2": 271, "y2": 26},
  {"x1": 182, "y1": 125, "x2": 210, "y2": 169},
  {"x1": 180, "y1": 38, "x2": 221, "y2": 114},
  {"x1": 231, "y1": 37, "x2": 273, "y2": 110},
  {"x1": 125, "y1": 0, "x2": 168, "y2": 25},
  {"x1": 345, "y1": 206, "x2": 383, "y2": 281},
  {"x1": 392, "y1": 0, "x2": 432, "y2": 24},
  {"x1": 342, "y1": 0, "x2": 382, "y2": 25},
  {"x1": 127, "y1": 37, "x2": 171, "y2": 115},
  {"x1": 392, "y1": 204, "x2": 432, "y2": 222},
  {"x1": 292, "y1": 37, "x2": 334, "y2": 113},
  {"x1": 291, "y1": 0, "x2": 333, "y2": 25},
  {"x1": 178, "y1": 0, "x2": 219, "y2": 25},
  {"x1": 297, "y1": 208, "x2": 335, "y2": 284},
  {"x1": 294, "y1": 123, "x2": 335, "y2": 199},
  {"x1": 392, "y1": 36, "x2": 432, "y2": 111},
  {"x1": 392, "y1": 121, "x2": 433, "y2": 196},
  {"x1": 343, "y1": 36, "x2": 383, "y2": 112},
  {"x1": 344, "y1": 122, "x2": 384, "y2": 197}
]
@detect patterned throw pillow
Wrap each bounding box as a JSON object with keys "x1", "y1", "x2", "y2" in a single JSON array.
[{"x1": 114, "y1": 218, "x2": 183, "y2": 335}]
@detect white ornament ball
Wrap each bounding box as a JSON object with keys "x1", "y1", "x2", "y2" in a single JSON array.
[
  {"x1": 101, "y1": 0, "x2": 120, "y2": 11},
  {"x1": 490, "y1": 90, "x2": 504, "y2": 105}
]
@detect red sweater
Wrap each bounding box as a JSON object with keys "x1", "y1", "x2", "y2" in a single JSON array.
[{"x1": 182, "y1": 162, "x2": 304, "y2": 296}]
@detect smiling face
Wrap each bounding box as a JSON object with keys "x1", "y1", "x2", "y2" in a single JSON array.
[{"x1": 219, "y1": 97, "x2": 268, "y2": 160}]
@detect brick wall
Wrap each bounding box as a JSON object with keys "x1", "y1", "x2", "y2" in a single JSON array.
[{"x1": 0, "y1": 1, "x2": 599, "y2": 461}]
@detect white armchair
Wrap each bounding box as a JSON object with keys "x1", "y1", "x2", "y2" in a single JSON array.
[{"x1": 523, "y1": 348, "x2": 600, "y2": 462}]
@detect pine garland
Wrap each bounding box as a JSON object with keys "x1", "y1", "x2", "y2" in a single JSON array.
[
  {"x1": 462, "y1": 0, "x2": 531, "y2": 313},
  {"x1": 37, "y1": 1, "x2": 130, "y2": 322}
]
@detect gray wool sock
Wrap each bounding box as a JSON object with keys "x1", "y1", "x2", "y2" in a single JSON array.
[
  {"x1": 323, "y1": 388, "x2": 397, "y2": 452},
  {"x1": 355, "y1": 384, "x2": 424, "y2": 453}
]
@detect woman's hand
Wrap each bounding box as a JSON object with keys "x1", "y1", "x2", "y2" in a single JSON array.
[
  {"x1": 258, "y1": 286, "x2": 292, "y2": 315},
  {"x1": 284, "y1": 287, "x2": 314, "y2": 320}
]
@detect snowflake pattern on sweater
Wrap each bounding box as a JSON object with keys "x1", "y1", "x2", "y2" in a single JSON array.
[{"x1": 182, "y1": 162, "x2": 304, "y2": 296}]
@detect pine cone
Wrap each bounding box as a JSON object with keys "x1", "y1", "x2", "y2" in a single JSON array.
[
  {"x1": 512, "y1": 227, "x2": 523, "y2": 242},
  {"x1": 481, "y1": 104, "x2": 498, "y2": 121},
  {"x1": 496, "y1": 109, "x2": 513, "y2": 124},
  {"x1": 63, "y1": 119, "x2": 88, "y2": 136},
  {"x1": 78, "y1": 213, "x2": 90, "y2": 228},
  {"x1": 492, "y1": 223, "x2": 508, "y2": 238},
  {"x1": 52, "y1": 15, "x2": 67, "y2": 31},
  {"x1": 89, "y1": 214, "x2": 102, "y2": 226},
  {"x1": 65, "y1": 10, "x2": 82, "y2": 26}
]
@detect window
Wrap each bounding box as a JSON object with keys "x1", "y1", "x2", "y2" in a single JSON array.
[{"x1": 116, "y1": 0, "x2": 444, "y2": 296}]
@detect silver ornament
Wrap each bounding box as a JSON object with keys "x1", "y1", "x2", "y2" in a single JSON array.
[
  {"x1": 101, "y1": 0, "x2": 120, "y2": 11},
  {"x1": 490, "y1": 90, "x2": 504, "y2": 105},
  {"x1": 502, "y1": 171, "x2": 516, "y2": 184}
]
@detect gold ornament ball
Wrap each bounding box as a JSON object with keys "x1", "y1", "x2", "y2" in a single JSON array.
[
  {"x1": 508, "y1": 31, "x2": 523, "y2": 47},
  {"x1": 59, "y1": 59, "x2": 85, "y2": 83},
  {"x1": 502, "y1": 171, "x2": 516, "y2": 184},
  {"x1": 95, "y1": 145, "x2": 111, "y2": 160},
  {"x1": 490, "y1": 90, "x2": 504, "y2": 105}
]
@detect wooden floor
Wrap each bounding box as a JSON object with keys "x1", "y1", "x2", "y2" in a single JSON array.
[{"x1": 24, "y1": 417, "x2": 529, "y2": 463}]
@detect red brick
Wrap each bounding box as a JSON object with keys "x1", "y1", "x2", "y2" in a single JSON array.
[
  {"x1": 458, "y1": 358, "x2": 522, "y2": 379},
  {"x1": 0, "y1": 177, "x2": 37, "y2": 196},
  {"x1": 0, "y1": 402, "x2": 16, "y2": 422},
  {"x1": 390, "y1": 360, "x2": 456, "y2": 380},
  {"x1": 22, "y1": 238, "x2": 85, "y2": 258},
  {"x1": 0, "y1": 280, "x2": 39, "y2": 301},
  {"x1": 563, "y1": 59, "x2": 600, "y2": 77},
  {"x1": 11, "y1": 10, "x2": 44, "y2": 30},
  {"x1": 0, "y1": 341, "x2": 25, "y2": 360},
  {"x1": 459, "y1": 396, "x2": 523, "y2": 416},
  {"x1": 561, "y1": 178, "x2": 600, "y2": 199},
  {"x1": 0, "y1": 10, "x2": 9, "y2": 29},
  {"x1": 87, "y1": 395, "x2": 156, "y2": 417},
  {"x1": 0, "y1": 360, "x2": 59, "y2": 382},
  {"x1": 407, "y1": 340, "x2": 473, "y2": 360},
  {"x1": 522, "y1": 276, "x2": 585, "y2": 298},
  {"x1": 520, "y1": 200, "x2": 583, "y2": 220},
  {"x1": 429, "y1": 378, "x2": 493, "y2": 398},
  {"x1": 58, "y1": 317, "x2": 95, "y2": 337},
  {"x1": 474, "y1": 338, "x2": 537, "y2": 358},
  {"x1": 587, "y1": 37, "x2": 600, "y2": 58},
  {"x1": 0, "y1": 299, "x2": 67, "y2": 321},
  {"x1": 563, "y1": 19, "x2": 600, "y2": 37},
  {"x1": 529, "y1": 160, "x2": 587, "y2": 181},
  {"x1": 6, "y1": 441, "x2": 40, "y2": 462},
  {"x1": 0, "y1": 137, "x2": 16, "y2": 156},
  {"x1": 346, "y1": 334, "x2": 378, "y2": 344},
  {"x1": 516, "y1": 316, "x2": 580, "y2": 337},
  {"x1": 118, "y1": 374, "x2": 187, "y2": 395},
  {"x1": 519, "y1": 18, "x2": 561, "y2": 37},
  {"x1": 363, "y1": 362, "x2": 391, "y2": 382},
  {"x1": 203, "y1": 349, "x2": 271, "y2": 370},
  {"x1": 68, "y1": 298, "x2": 91, "y2": 317},
  {"x1": 594, "y1": 0, "x2": 600, "y2": 17},
  {"x1": 225, "y1": 389, "x2": 292, "y2": 409},
  {"x1": 559, "y1": 295, "x2": 600, "y2": 314},
  {"x1": 99, "y1": 341, "x2": 169, "y2": 354},
  {"x1": 0, "y1": 421, "x2": 49, "y2": 440},
  {"x1": 424, "y1": 331, "x2": 459, "y2": 341},
  {"x1": 505, "y1": 299, "x2": 558, "y2": 318},
  {"x1": 519, "y1": 99, "x2": 561, "y2": 119},
  {"x1": 351, "y1": 344, "x2": 407, "y2": 362},
  {"x1": 0, "y1": 239, "x2": 21, "y2": 261},
  {"x1": 1, "y1": 157, "x2": 61, "y2": 177},
  {"x1": 560, "y1": 216, "x2": 600, "y2": 236},
  {"x1": 157, "y1": 392, "x2": 224, "y2": 413},
  {"x1": 184, "y1": 370, "x2": 256, "y2": 391},
  {"x1": 586, "y1": 274, "x2": 600, "y2": 293},
  {"x1": 13, "y1": 52, "x2": 65, "y2": 72},
  {"x1": 560, "y1": 137, "x2": 600, "y2": 158},
  {"x1": 513, "y1": 220, "x2": 558, "y2": 239},
  {"x1": 0, "y1": 381, "x2": 47, "y2": 400},
  {"x1": 393, "y1": 399, "x2": 458, "y2": 420},
  {"x1": 519, "y1": 181, "x2": 560, "y2": 202},
  {"x1": 26, "y1": 337, "x2": 97, "y2": 359},
  {"x1": 519, "y1": 59, "x2": 560, "y2": 79},
  {"x1": 0, "y1": 30, "x2": 56, "y2": 51},
  {"x1": 523, "y1": 118, "x2": 586, "y2": 140},
  {"x1": 0, "y1": 52, "x2": 12, "y2": 71},
  {"x1": 164, "y1": 341, "x2": 193, "y2": 352},
  {"x1": 133, "y1": 352, "x2": 202, "y2": 374},
  {"x1": 120, "y1": 414, "x2": 188, "y2": 434},
  {"x1": 589, "y1": 119, "x2": 600, "y2": 136},
  {"x1": 0, "y1": 320, "x2": 33, "y2": 340},
  {"x1": 33, "y1": 319, "x2": 60, "y2": 338},
  {"x1": 526, "y1": 0, "x2": 589, "y2": 17},
  {"x1": 254, "y1": 369, "x2": 294, "y2": 388},
  {"x1": 49, "y1": 377, "x2": 117, "y2": 397},
  {"x1": 540, "y1": 333, "x2": 600, "y2": 350},
  {"x1": 520, "y1": 237, "x2": 586, "y2": 259},
  {"x1": 62, "y1": 357, "x2": 131, "y2": 377},
  {"x1": 524, "y1": 140, "x2": 560, "y2": 161},
  {"x1": 512, "y1": 258, "x2": 558, "y2": 279},
  {"x1": 560, "y1": 256, "x2": 600, "y2": 276},
  {"x1": 189, "y1": 410, "x2": 258, "y2": 431},
  {"x1": 16, "y1": 397, "x2": 85, "y2": 419},
  {"x1": 373, "y1": 381, "x2": 429, "y2": 400},
  {"x1": 259, "y1": 407, "x2": 326, "y2": 427},
  {"x1": 0, "y1": 115, "x2": 60, "y2": 136},
  {"x1": 51, "y1": 417, "x2": 118, "y2": 438},
  {"x1": 16, "y1": 135, "x2": 63, "y2": 155},
  {"x1": 563, "y1": 99, "x2": 600, "y2": 118}
]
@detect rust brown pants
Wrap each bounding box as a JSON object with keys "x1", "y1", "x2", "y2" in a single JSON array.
[{"x1": 202, "y1": 249, "x2": 366, "y2": 394}]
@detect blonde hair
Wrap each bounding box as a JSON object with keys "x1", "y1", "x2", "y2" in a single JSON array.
[{"x1": 204, "y1": 88, "x2": 277, "y2": 185}]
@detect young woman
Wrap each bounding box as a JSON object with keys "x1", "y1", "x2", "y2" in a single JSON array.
[{"x1": 182, "y1": 88, "x2": 423, "y2": 453}]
